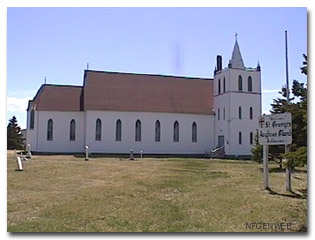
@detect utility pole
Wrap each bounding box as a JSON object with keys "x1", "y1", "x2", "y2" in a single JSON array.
[{"x1": 285, "y1": 30, "x2": 291, "y2": 192}]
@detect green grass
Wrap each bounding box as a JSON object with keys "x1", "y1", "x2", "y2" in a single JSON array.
[{"x1": 7, "y1": 151, "x2": 307, "y2": 232}]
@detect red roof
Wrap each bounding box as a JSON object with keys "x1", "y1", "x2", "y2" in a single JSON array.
[
  {"x1": 29, "y1": 70, "x2": 214, "y2": 115},
  {"x1": 83, "y1": 71, "x2": 214, "y2": 115},
  {"x1": 29, "y1": 85, "x2": 83, "y2": 111}
]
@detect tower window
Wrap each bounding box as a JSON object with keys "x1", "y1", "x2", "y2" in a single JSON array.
[
  {"x1": 238, "y1": 75, "x2": 243, "y2": 91},
  {"x1": 250, "y1": 107, "x2": 253, "y2": 120},
  {"x1": 218, "y1": 79, "x2": 221, "y2": 94},
  {"x1": 47, "y1": 119, "x2": 53, "y2": 141},
  {"x1": 218, "y1": 108, "x2": 220, "y2": 121},
  {"x1": 70, "y1": 119, "x2": 76, "y2": 141},
  {"x1": 223, "y1": 77, "x2": 226, "y2": 93},
  {"x1": 173, "y1": 121, "x2": 179, "y2": 142},
  {"x1": 95, "y1": 118, "x2": 102, "y2": 141},
  {"x1": 192, "y1": 122, "x2": 197, "y2": 143},
  {"x1": 250, "y1": 132, "x2": 253, "y2": 145},
  {"x1": 116, "y1": 119, "x2": 122, "y2": 141},
  {"x1": 223, "y1": 107, "x2": 225, "y2": 120},
  {"x1": 135, "y1": 120, "x2": 141, "y2": 142},
  {"x1": 248, "y1": 76, "x2": 253, "y2": 92},
  {"x1": 239, "y1": 131, "x2": 242, "y2": 145},
  {"x1": 239, "y1": 106, "x2": 242, "y2": 119}
]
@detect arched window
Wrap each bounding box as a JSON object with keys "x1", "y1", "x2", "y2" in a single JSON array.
[
  {"x1": 250, "y1": 132, "x2": 253, "y2": 145},
  {"x1": 155, "y1": 120, "x2": 161, "y2": 142},
  {"x1": 250, "y1": 107, "x2": 253, "y2": 120},
  {"x1": 70, "y1": 119, "x2": 76, "y2": 141},
  {"x1": 238, "y1": 75, "x2": 243, "y2": 91},
  {"x1": 135, "y1": 120, "x2": 141, "y2": 142},
  {"x1": 95, "y1": 118, "x2": 102, "y2": 141},
  {"x1": 218, "y1": 79, "x2": 221, "y2": 94},
  {"x1": 223, "y1": 77, "x2": 226, "y2": 93},
  {"x1": 239, "y1": 106, "x2": 242, "y2": 119},
  {"x1": 173, "y1": 121, "x2": 179, "y2": 142},
  {"x1": 218, "y1": 108, "x2": 220, "y2": 121},
  {"x1": 30, "y1": 109, "x2": 35, "y2": 130},
  {"x1": 239, "y1": 131, "x2": 242, "y2": 145},
  {"x1": 248, "y1": 76, "x2": 253, "y2": 92},
  {"x1": 47, "y1": 119, "x2": 53, "y2": 141},
  {"x1": 116, "y1": 119, "x2": 122, "y2": 141},
  {"x1": 192, "y1": 122, "x2": 197, "y2": 143}
]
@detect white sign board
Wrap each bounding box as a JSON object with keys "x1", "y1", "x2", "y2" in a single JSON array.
[{"x1": 258, "y1": 112, "x2": 292, "y2": 145}]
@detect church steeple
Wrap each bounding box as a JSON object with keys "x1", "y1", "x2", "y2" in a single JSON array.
[{"x1": 229, "y1": 34, "x2": 245, "y2": 69}]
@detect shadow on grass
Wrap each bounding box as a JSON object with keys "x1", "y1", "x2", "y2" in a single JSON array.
[
  {"x1": 266, "y1": 188, "x2": 307, "y2": 200},
  {"x1": 260, "y1": 167, "x2": 307, "y2": 174}
]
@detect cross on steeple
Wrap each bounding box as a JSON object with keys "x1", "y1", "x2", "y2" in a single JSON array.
[{"x1": 235, "y1": 32, "x2": 238, "y2": 41}]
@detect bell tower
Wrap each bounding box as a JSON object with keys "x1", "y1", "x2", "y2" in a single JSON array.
[{"x1": 213, "y1": 36, "x2": 262, "y2": 158}]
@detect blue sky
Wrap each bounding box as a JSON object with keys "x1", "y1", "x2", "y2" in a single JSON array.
[{"x1": 7, "y1": 7, "x2": 307, "y2": 129}]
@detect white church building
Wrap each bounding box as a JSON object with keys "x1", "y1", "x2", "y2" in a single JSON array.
[{"x1": 26, "y1": 40, "x2": 261, "y2": 158}]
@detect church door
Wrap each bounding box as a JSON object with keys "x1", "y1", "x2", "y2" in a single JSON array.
[{"x1": 218, "y1": 135, "x2": 224, "y2": 148}]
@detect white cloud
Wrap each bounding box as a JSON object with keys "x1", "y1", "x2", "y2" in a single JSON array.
[
  {"x1": 262, "y1": 89, "x2": 279, "y2": 94},
  {"x1": 7, "y1": 97, "x2": 30, "y2": 113},
  {"x1": 262, "y1": 109, "x2": 271, "y2": 115}
]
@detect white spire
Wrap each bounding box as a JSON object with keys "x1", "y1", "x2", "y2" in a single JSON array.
[{"x1": 230, "y1": 36, "x2": 245, "y2": 69}]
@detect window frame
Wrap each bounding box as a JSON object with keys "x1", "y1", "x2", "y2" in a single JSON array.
[
  {"x1": 135, "y1": 120, "x2": 141, "y2": 142},
  {"x1": 30, "y1": 109, "x2": 35, "y2": 130},
  {"x1": 239, "y1": 106, "x2": 242, "y2": 119},
  {"x1": 155, "y1": 120, "x2": 161, "y2": 142},
  {"x1": 173, "y1": 121, "x2": 179, "y2": 142},
  {"x1": 238, "y1": 75, "x2": 243, "y2": 91},
  {"x1": 116, "y1": 119, "x2": 122, "y2": 142},
  {"x1": 239, "y1": 131, "x2": 242, "y2": 145},
  {"x1": 223, "y1": 77, "x2": 226, "y2": 93},
  {"x1": 250, "y1": 107, "x2": 253, "y2": 120},
  {"x1": 47, "y1": 119, "x2": 53, "y2": 141},
  {"x1": 248, "y1": 76, "x2": 253, "y2": 92},
  {"x1": 95, "y1": 118, "x2": 102, "y2": 141},
  {"x1": 192, "y1": 122, "x2": 197, "y2": 143},
  {"x1": 70, "y1": 119, "x2": 76, "y2": 141}
]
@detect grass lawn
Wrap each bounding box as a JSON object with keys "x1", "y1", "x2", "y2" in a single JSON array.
[{"x1": 7, "y1": 151, "x2": 307, "y2": 232}]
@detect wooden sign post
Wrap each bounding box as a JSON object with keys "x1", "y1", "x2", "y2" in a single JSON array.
[
  {"x1": 258, "y1": 113, "x2": 292, "y2": 191},
  {"x1": 263, "y1": 145, "x2": 269, "y2": 189}
]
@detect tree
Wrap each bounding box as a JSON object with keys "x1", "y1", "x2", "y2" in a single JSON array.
[
  {"x1": 251, "y1": 131, "x2": 262, "y2": 162},
  {"x1": 7, "y1": 116, "x2": 24, "y2": 150},
  {"x1": 270, "y1": 54, "x2": 307, "y2": 167},
  {"x1": 301, "y1": 54, "x2": 307, "y2": 75},
  {"x1": 270, "y1": 80, "x2": 307, "y2": 148},
  {"x1": 252, "y1": 54, "x2": 307, "y2": 167}
]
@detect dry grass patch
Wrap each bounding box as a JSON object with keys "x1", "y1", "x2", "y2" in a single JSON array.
[{"x1": 7, "y1": 151, "x2": 307, "y2": 232}]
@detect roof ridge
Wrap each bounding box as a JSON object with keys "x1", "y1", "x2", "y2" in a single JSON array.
[
  {"x1": 85, "y1": 69, "x2": 213, "y2": 81},
  {"x1": 43, "y1": 84, "x2": 82, "y2": 88}
]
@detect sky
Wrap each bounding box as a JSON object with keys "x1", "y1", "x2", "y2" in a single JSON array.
[{"x1": 7, "y1": 7, "x2": 307, "y2": 129}]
